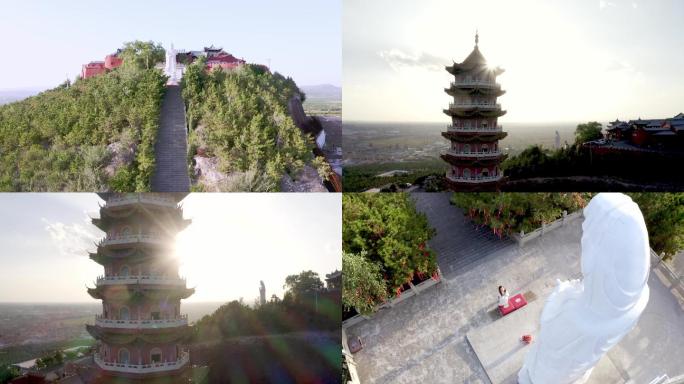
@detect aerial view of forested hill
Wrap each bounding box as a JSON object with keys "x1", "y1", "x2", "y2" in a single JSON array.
[{"x1": 0, "y1": 43, "x2": 166, "y2": 192}]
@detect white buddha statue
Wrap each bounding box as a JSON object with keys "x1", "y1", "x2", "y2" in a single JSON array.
[
  {"x1": 518, "y1": 193, "x2": 650, "y2": 384},
  {"x1": 165, "y1": 44, "x2": 177, "y2": 84}
]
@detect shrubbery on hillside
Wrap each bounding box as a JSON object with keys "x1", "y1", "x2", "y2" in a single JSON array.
[
  {"x1": 342, "y1": 193, "x2": 438, "y2": 304},
  {"x1": 181, "y1": 61, "x2": 316, "y2": 191},
  {"x1": 450, "y1": 193, "x2": 589, "y2": 236},
  {"x1": 0, "y1": 44, "x2": 166, "y2": 191}
]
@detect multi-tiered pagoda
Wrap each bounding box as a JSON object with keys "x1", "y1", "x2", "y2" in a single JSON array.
[
  {"x1": 442, "y1": 33, "x2": 507, "y2": 191},
  {"x1": 86, "y1": 193, "x2": 193, "y2": 381}
]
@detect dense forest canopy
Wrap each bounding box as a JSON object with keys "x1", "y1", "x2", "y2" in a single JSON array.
[
  {"x1": 181, "y1": 61, "x2": 322, "y2": 191},
  {"x1": 0, "y1": 41, "x2": 166, "y2": 191}
]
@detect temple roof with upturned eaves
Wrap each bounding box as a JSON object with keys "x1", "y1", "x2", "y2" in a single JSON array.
[{"x1": 446, "y1": 33, "x2": 505, "y2": 76}]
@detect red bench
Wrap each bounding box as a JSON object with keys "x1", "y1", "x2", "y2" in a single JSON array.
[{"x1": 499, "y1": 293, "x2": 527, "y2": 316}]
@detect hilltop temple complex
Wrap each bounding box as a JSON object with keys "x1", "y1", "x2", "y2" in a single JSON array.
[
  {"x1": 81, "y1": 45, "x2": 261, "y2": 79},
  {"x1": 85, "y1": 193, "x2": 196, "y2": 383},
  {"x1": 441, "y1": 33, "x2": 508, "y2": 191},
  {"x1": 603, "y1": 113, "x2": 684, "y2": 149}
]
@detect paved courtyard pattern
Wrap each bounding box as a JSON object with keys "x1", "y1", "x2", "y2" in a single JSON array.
[{"x1": 346, "y1": 210, "x2": 684, "y2": 383}]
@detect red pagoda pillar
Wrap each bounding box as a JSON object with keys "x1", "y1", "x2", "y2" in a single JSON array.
[
  {"x1": 86, "y1": 193, "x2": 193, "y2": 381},
  {"x1": 441, "y1": 32, "x2": 508, "y2": 191}
]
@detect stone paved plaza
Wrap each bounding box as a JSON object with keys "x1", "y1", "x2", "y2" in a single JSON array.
[{"x1": 346, "y1": 197, "x2": 684, "y2": 383}]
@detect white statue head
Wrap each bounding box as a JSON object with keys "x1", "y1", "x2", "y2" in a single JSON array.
[{"x1": 580, "y1": 193, "x2": 650, "y2": 317}]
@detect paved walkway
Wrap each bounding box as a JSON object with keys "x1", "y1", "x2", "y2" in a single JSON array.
[
  {"x1": 412, "y1": 193, "x2": 515, "y2": 280},
  {"x1": 151, "y1": 85, "x2": 190, "y2": 192},
  {"x1": 346, "y1": 213, "x2": 684, "y2": 383}
]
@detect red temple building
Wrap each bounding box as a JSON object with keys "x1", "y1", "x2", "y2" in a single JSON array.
[
  {"x1": 604, "y1": 113, "x2": 684, "y2": 149},
  {"x1": 86, "y1": 193, "x2": 194, "y2": 382},
  {"x1": 441, "y1": 33, "x2": 507, "y2": 191},
  {"x1": 82, "y1": 52, "x2": 123, "y2": 79}
]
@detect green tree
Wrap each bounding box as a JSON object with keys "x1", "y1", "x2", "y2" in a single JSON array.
[
  {"x1": 120, "y1": 40, "x2": 165, "y2": 70},
  {"x1": 284, "y1": 270, "x2": 324, "y2": 302},
  {"x1": 342, "y1": 252, "x2": 387, "y2": 314},
  {"x1": 575, "y1": 121, "x2": 603, "y2": 145},
  {"x1": 630, "y1": 193, "x2": 684, "y2": 260},
  {"x1": 0, "y1": 365, "x2": 20, "y2": 384},
  {"x1": 342, "y1": 193, "x2": 437, "y2": 293}
]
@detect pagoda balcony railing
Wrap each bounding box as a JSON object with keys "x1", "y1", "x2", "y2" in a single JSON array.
[
  {"x1": 94, "y1": 350, "x2": 189, "y2": 374},
  {"x1": 451, "y1": 80, "x2": 500, "y2": 88},
  {"x1": 100, "y1": 232, "x2": 165, "y2": 246},
  {"x1": 449, "y1": 102, "x2": 501, "y2": 110},
  {"x1": 446, "y1": 174, "x2": 504, "y2": 183},
  {"x1": 106, "y1": 194, "x2": 177, "y2": 208},
  {"x1": 96, "y1": 275, "x2": 186, "y2": 286},
  {"x1": 447, "y1": 124, "x2": 503, "y2": 132},
  {"x1": 446, "y1": 150, "x2": 503, "y2": 158},
  {"x1": 95, "y1": 314, "x2": 188, "y2": 329}
]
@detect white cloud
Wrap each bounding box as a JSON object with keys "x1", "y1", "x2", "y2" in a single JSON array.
[
  {"x1": 42, "y1": 216, "x2": 101, "y2": 258},
  {"x1": 378, "y1": 49, "x2": 448, "y2": 72}
]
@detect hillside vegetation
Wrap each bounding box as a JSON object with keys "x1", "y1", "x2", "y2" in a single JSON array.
[
  {"x1": 182, "y1": 60, "x2": 321, "y2": 191},
  {"x1": 0, "y1": 41, "x2": 166, "y2": 191}
]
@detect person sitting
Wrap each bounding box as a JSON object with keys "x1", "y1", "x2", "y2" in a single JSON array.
[{"x1": 498, "y1": 285, "x2": 510, "y2": 308}]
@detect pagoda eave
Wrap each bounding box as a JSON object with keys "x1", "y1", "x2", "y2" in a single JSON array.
[
  {"x1": 444, "y1": 176, "x2": 505, "y2": 191},
  {"x1": 441, "y1": 131, "x2": 508, "y2": 142},
  {"x1": 443, "y1": 109, "x2": 507, "y2": 118},
  {"x1": 86, "y1": 325, "x2": 190, "y2": 345},
  {"x1": 445, "y1": 87, "x2": 505, "y2": 97},
  {"x1": 441, "y1": 153, "x2": 508, "y2": 167},
  {"x1": 88, "y1": 286, "x2": 195, "y2": 301}
]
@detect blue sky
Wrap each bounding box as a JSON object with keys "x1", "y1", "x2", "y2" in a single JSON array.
[
  {"x1": 0, "y1": 193, "x2": 341, "y2": 303},
  {"x1": 344, "y1": 0, "x2": 684, "y2": 122},
  {"x1": 0, "y1": 0, "x2": 341, "y2": 90}
]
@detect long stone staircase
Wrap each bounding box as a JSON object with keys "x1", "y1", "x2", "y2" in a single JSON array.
[{"x1": 151, "y1": 85, "x2": 190, "y2": 192}]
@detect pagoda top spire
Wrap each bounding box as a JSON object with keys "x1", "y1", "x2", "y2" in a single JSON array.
[{"x1": 475, "y1": 30, "x2": 479, "y2": 46}]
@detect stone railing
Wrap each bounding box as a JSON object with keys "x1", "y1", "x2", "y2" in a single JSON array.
[
  {"x1": 451, "y1": 80, "x2": 500, "y2": 88},
  {"x1": 342, "y1": 268, "x2": 444, "y2": 329},
  {"x1": 94, "y1": 350, "x2": 189, "y2": 374},
  {"x1": 342, "y1": 328, "x2": 362, "y2": 384},
  {"x1": 652, "y1": 251, "x2": 684, "y2": 311},
  {"x1": 96, "y1": 275, "x2": 186, "y2": 286},
  {"x1": 445, "y1": 174, "x2": 503, "y2": 184},
  {"x1": 447, "y1": 124, "x2": 502, "y2": 132},
  {"x1": 449, "y1": 102, "x2": 501, "y2": 110},
  {"x1": 511, "y1": 210, "x2": 583, "y2": 247},
  {"x1": 446, "y1": 150, "x2": 502, "y2": 158},
  {"x1": 95, "y1": 314, "x2": 188, "y2": 329},
  {"x1": 106, "y1": 194, "x2": 177, "y2": 208},
  {"x1": 100, "y1": 233, "x2": 164, "y2": 246}
]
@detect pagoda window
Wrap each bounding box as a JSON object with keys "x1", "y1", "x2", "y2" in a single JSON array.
[
  {"x1": 463, "y1": 168, "x2": 471, "y2": 179},
  {"x1": 151, "y1": 311, "x2": 161, "y2": 320},
  {"x1": 464, "y1": 144, "x2": 470, "y2": 153},
  {"x1": 118, "y1": 348, "x2": 130, "y2": 365},
  {"x1": 150, "y1": 348, "x2": 162, "y2": 364},
  {"x1": 482, "y1": 168, "x2": 490, "y2": 178},
  {"x1": 120, "y1": 307, "x2": 130, "y2": 320},
  {"x1": 482, "y1": 121, "x2": 488, "y2": 128},
  {"x1": 120, "y1": 265, "x2": 130, "y2": 277},
  {"x1": 482, "y1": 144, "x2": 489, "y2": 153}
]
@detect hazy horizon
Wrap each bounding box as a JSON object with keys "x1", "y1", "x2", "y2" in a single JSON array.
[
  {"x1": 0, "y1": 0, "x2": 341, "y2": 91},
  {"x1": 344, "y1": 0, "x2": 684, "y2": 123}
]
